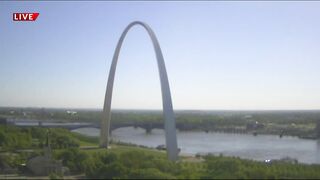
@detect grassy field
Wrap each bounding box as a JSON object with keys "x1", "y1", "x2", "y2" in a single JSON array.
[{"x1": 1, "y1": 125, "x2": 320, "y2": 179}]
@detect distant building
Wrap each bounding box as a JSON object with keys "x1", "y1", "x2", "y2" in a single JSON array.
[
  {"x1": 26, "y1": 155, "x2": 64, "y2": 176},
  {"x1": 156, "y1": 144, "x2": 166, "y2": 150},
  {"x1": 246, "y1": 121, "x2": 264, "y2": 131},
  {"x1": 265, "y1": 157, "x2": 298, "y2": 164},
  {"x1": 66, "y1": 111, "x2": 77, "y2": 115},
  {"x1": 0, "y1": 117, "x2": 7, "y2": 125},
  {"x1": 26, "y1": 130, "x2": 68, "y2": 176}
]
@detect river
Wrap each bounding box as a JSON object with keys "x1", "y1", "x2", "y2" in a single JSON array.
[{"x1": 72, "y1": 126, "x2": 320, "y2": 164}]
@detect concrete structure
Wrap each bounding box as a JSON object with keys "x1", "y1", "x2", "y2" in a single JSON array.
[
  {"x1": 26, "y1": 129, "x2": 67, "y2": 176},
  {"x1": 100, "y1": 21, "x2": 178, "y2": 161},
  {"x1": 26, "y1": 156, "x2": 64, "y2": 176},
  {"x1": 0, "y1": 117, "x2": 7, "y2": 125}
]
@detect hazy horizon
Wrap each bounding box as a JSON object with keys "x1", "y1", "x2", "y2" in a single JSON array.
[{"x1": 1, "y1": 106, "x2": 320, "y2": 112}]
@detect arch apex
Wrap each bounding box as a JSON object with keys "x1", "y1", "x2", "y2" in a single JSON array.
[{"x1": 100, "y1": 21, "x2": 178, "y2": 161}]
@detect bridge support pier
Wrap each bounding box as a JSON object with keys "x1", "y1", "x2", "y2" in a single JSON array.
[{"x1": 145, "y1": 128, "x2": 152, "y2": 134}]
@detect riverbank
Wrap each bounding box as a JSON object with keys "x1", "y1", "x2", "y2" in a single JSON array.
[
  {"x1": 2, "y1": 108, "x2": 319, "y2": 140},
  {"x1": 49, "y1": 143, "x2": 320, "y2": 179},
  {"x1": 73, "y1": 126, "x2": 320, "y2": 164},
  {"x1": 1, "y1": 126, "x2": 320, "y2": 179}
]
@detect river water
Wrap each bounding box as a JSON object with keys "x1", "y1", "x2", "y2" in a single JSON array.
[{"x1": 72, "y1": 127, "x2": 320, "y2": 164}]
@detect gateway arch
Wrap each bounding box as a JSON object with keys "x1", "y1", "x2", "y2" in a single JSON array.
[{"x1": 100, "y1": 21, "x2": 178, "y2": 161}]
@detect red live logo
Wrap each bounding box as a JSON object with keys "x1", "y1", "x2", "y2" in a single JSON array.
[{"x1": 13, "y1": 13, "x2": 39, "y2": 21}]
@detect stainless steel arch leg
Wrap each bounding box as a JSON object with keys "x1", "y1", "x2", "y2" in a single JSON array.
[{"x1": 100, "y1": 21, "x2": 178, "y2": 161}]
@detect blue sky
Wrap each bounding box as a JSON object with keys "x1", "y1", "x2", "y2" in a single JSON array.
[{"x1": 1, "y1": 1, "x2": 320, "y2": 110}]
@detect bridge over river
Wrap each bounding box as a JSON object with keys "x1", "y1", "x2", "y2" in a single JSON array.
[
  {"x1": 7, "y1": 118, "x2": 169, "y2": 133},
  {"x1": 6, "y1": 118, "x2": 250, "y2": 134}
]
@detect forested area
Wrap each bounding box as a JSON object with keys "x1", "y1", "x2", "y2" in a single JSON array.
[
  {"x1": 0, "y1": 125, "x2": 97, "y2": 151},
  {"x1": 76, "y1": 149, "x2": 320, "y2": 179},
  {"x1": 1, "y1": 125, "x2": 320, "y2": 179},
  {"x1": 1, "y1": 107, "x2": 320, "y2": 138}
]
